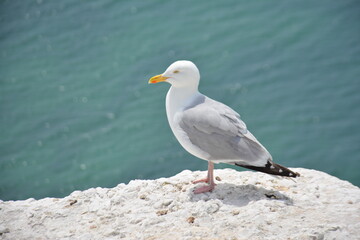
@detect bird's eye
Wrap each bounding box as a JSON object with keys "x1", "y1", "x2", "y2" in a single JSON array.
[{"x1": 173, "y1": 70, "x2": 179, "y2": 74}]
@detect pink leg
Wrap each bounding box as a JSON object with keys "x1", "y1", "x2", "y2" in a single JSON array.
[
  {"x1": 192, "y1": 162, "x2": 213, "y2": 184},
  {"x1": 193, "y1": 161, "x2": 216, "y2": 194}
]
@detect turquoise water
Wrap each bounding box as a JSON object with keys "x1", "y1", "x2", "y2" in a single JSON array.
[{"x1": 1, "y1": 0, "x2": 359, "y2": 200}]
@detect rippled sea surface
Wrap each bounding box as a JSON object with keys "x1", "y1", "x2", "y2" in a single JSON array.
[{"x1": 1, "y1": 0, "x2": 359, "y2": 200}]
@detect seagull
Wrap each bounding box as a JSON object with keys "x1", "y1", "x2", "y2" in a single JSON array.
[{"x1": 149, "y1": 60, "x2": 299, "y2": 194}]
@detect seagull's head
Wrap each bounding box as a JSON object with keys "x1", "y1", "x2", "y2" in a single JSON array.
[{"x1": 149, "y1": 60, "x2": 200, "y2": 89}]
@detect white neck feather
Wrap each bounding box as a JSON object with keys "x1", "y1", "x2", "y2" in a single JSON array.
[{"x1": 165, "y1": 86, "x2": 199, "y2": 122}]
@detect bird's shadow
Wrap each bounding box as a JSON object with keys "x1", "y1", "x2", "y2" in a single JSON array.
[{"x1": 188, "y1": 183, "x2": 293, "y2": 207}]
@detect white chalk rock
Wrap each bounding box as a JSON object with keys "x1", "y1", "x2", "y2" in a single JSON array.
[{"x1": 0, "y1": 168, "x2": 359, "y2": 240}]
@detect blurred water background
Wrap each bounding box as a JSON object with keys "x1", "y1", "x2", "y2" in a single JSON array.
[{"x1": 1, "y1": 0, "x2": 359, "y2": 200}]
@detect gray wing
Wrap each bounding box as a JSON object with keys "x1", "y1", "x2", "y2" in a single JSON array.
[{"x1": 178, "y1": 95, "x2": 271, "y2": 167}]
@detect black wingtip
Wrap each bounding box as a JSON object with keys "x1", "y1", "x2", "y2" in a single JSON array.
[{"x1": 235, "y1": 161, "x2": 300, "y2": 178}]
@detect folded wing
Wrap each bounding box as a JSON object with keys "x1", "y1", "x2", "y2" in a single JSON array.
[{"x1": 177, "y1": 95, "x2": 272, "y2": 167}]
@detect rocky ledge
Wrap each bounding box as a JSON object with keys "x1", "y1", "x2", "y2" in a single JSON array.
[{"x1": 1, "y1": 168, "x2": 359, "y2": 240}]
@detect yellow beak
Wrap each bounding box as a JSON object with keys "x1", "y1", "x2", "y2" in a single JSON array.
[{"x1": 148, "y1": 74, "x2": 169, "y2": 84}]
